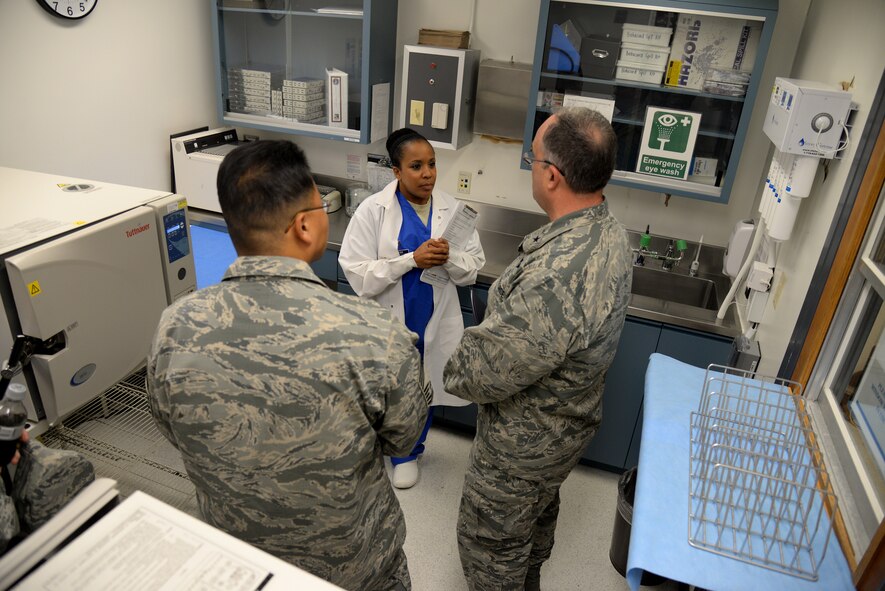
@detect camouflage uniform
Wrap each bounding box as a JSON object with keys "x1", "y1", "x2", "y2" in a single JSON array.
[
  {"x1": 1, "y1": 441, "x2": 95, "y2": 551},
  {"x1": 443, "y1": 202, "x2": 632, "y2": 590},
  {"x1": 0, "y1": 492, "x2": 17, "y2": 553},
  {"x1": 147, "y1": 256, "x2": 429, "y2": 591},
  {"x1": 12, "y1": 442, "x2": 95, "y2": 533}
]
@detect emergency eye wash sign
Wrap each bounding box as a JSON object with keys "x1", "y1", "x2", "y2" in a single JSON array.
[{"x1": 636, "y1": 107, "x2": 701, "y2": 181}]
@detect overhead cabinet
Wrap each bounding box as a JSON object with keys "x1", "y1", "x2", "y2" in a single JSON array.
[
  {"x1": 211, "y1": 0, "x2": 398, "y2": 144},
  {"x1": 523, "y1": 0, "x2": 778, "y2": 203}
]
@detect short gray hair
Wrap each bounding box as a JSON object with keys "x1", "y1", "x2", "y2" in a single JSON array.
[{"x1": 542, "y1": 107, "x2": 617, "y2": 194}]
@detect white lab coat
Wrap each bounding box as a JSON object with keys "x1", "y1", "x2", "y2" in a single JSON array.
[{"x1": 339, "y1": 180, "x2": 485, "y2": 407}]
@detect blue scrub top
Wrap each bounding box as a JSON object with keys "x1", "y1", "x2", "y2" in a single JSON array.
[{"x1": 396, "y1": 190, "x2": 434, "y2": 358}]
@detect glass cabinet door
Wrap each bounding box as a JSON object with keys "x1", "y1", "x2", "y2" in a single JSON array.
[
  {"x1": 212, "y1": 0, "x2": 397, "y2": 143},
  {"x1": 524, "y1": 0, "x2": 777, "y2": 203}
]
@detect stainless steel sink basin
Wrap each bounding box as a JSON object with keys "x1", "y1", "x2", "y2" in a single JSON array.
[{"x1": 631, "y1": 266, "x2": 719, "y2": 311}]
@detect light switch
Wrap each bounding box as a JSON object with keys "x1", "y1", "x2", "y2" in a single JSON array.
[
  {"x1": 431, "y1": 102, "x2": 449, "y2": 130},
  {"x1": 409, "y1": 100, "x2": 425, "y2": 126}
]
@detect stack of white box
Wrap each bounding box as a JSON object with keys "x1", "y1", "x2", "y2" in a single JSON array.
[
  {"x1": 615, "y1": 24, "x2": 672, "y2": 85},
  {"x1": 227, "y1": 66, "x2": 282, "y2": 115},
  {"x1": 282, "y1": 78, "x2": 326, "y2": 124}
]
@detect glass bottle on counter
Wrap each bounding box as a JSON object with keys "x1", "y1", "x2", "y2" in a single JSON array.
[{"x1": 345, "y1": 183, "x2": 373, "y2": 217}]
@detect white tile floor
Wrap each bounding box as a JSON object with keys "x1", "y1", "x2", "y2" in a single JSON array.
[{"x1": 394, "y1": 426, "x2": 681, "y2": 591}]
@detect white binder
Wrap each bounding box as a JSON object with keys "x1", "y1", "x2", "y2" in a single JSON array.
[{"x1": 326, "y1": 68, "x2": 348, "y2": 128}]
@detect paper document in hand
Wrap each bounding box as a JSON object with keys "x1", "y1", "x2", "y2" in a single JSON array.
[{"x1": 421, "y1": 202, "x2": 478, "y2": 287}]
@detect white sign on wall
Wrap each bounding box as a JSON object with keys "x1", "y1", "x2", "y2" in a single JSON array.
[{"x1": 636, "y1": 107, "x2": 702, "y2": 181}]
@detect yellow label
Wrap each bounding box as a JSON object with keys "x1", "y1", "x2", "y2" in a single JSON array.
[
  {"x1": 664, "y1": 60, "x2": 682, "y2": 87},
  {"x1": 28, "y1": 281, "x2": 42, "y2": 297},
  {"x1": 177, "y1": 199, "x2": 187, "y2": 209},
  {"x1": 409, "y1": 100, "x2": 425, "y2": 126},
  {"x1": 57, "y1": 183, "x2": 68, "y2": 188},
  {"x1": 74, "y1": 220, "x2": 87, "y2": 226}
]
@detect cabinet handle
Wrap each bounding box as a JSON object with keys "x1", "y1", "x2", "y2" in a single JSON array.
[{"x1": 592, "y1": 49, "x2": 610, "y2": 59}]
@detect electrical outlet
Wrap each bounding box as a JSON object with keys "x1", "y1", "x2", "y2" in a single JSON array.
[{"x1": 458, "y1": 172, "x2": 471, "y2": 194}]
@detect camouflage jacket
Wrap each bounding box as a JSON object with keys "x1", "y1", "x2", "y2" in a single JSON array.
[
  {"x1": 444, "y1": 201, "x2": 632, "y2": 480},
  {"x1": 147, "y1": 256, "x2": 427, "y2": 590}
]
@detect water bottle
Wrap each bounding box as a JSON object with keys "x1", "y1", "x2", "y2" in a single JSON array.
[{"x1": 0, "y1": 383, "x2": 28, "y2": 467}]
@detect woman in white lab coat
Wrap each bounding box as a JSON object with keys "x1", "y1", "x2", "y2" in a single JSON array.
[{"x1": 339, "y1": 128, "x2": 485, "y2": 489}]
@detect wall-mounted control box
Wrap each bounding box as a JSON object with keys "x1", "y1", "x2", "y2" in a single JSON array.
[
  {"x1": 400, "y1": 45, "x2": 480, "y2": 150},
  {"x1": 763, "y1": 78, "x2": 854, "y2": 158}
]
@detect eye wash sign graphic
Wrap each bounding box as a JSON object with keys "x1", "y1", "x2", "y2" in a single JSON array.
[{"x1": 636, "y1": 108, "x2": 701, "y2": 181}]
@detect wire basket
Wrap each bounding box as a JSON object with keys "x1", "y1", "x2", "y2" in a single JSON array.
[{"x1": 688, "y1": 364, "x2": 837, "y2": 581}]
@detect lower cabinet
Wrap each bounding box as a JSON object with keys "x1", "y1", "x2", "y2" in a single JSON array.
[
  {"x1": 581, "y1": 318, "x2": 659, "y2": 470},
  {"x1": 435, "y1": 315, "x2": 734, "y2": 474},
  {"x1": 621, "y1": 325, "x2": 734, "y2": 470},
  {"x1": 310, "y1": 249, "x2": 339, "y2": 289}
]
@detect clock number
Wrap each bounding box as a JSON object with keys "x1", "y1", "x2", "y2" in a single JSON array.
[{"x1": 39, "y1": 0, "x2": 96, "y2": 20}]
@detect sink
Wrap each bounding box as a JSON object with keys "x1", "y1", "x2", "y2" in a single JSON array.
[{"x1": 631, "y1": 266, "x2": 719, "y2": 311}]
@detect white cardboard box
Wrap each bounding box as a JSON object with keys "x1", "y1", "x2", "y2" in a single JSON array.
[{"x1": 664, "y1": 14, "x2": 761, "y2": 90}]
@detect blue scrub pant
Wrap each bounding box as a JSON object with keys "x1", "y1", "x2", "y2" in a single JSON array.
[{"x1": 391, "y1": 408, "x2": 434, "y2": 465}]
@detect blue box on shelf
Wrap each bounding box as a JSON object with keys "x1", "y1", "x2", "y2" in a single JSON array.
[{"x1": 546, "y1": 24, "x2": 580, "y2": 74}]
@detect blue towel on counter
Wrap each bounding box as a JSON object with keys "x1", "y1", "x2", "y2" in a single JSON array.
[{"x1": 627, "y1": 353, "x2": 853, "y2": 591}]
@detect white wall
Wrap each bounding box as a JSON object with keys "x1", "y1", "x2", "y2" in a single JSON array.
[
  {"x1": 755, "y1": 0, "x2": 885, "y2": 376},
  {"x1": 0, "y1": 1, "x2": 216, "y2": 191}
]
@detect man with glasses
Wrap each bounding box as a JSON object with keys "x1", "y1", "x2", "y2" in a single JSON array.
[
  {"x1": 147, "y1": 140, "x2": 428, "y2": 591},
  {"x1": 445, "y1": 108, "x2": 633, "y2": 591}
]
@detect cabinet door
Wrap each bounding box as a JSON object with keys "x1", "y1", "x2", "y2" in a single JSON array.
[
  {"x1": 470, "y1": 284, "x2": 489, "y2": 325},
  {"x1": 655, "y1": 325, "x2": 733, "y2": 369},
  {"x1": 624, "y1": 324, "x2": 733, "y2": 468},
  {"x1": 338, "y1": 282, "x2": 357, "y2": 297},
  {"x1": 582, "y1": 317, "x2": 660, "y2": 470},
  {"x1": 441, "y1": 403, "x2": 479, "y2": 431},
  {"x1": 211, "y1": 0, "x2": 398, "y2": 143},
  {"x1": 310, "y1": 248, "x2": 339, "y2": 288},
  {"x1": 525, "y1": 0, "x2": 777, "y2": 203}
]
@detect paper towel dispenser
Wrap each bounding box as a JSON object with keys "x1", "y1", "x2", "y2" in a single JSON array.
[
  {"x1": 473, "y1": 59, "x2": 533, "y2": 140},
  {"x1": 723, "y1": 219, "x2": 755, "y2": 277}
]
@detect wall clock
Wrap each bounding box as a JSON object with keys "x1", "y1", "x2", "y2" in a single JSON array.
[{"x1": 36, "y1": 0, "x2": 98, "y2": 20}]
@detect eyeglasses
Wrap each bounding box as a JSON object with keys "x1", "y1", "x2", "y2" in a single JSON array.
[
  {"x1": 522, "y1": 151, "x2": 565, "y2": 180},
  {"x1": 284, "y1": 202, "x2": 328, "y2": 234}
]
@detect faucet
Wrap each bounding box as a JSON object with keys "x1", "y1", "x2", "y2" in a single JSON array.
[
  {"x1": 631, "y1": 228, "x2": 686, "y2": 270},
  {"x1": 689, "y1": 235, "x2": 703, "y2": 277},
  {"x1": 634, "y1": 226, "x2": 651, "y2": 267},
  {"x1": 661, "y1": 241, "x2": 676, "y2": 271}
]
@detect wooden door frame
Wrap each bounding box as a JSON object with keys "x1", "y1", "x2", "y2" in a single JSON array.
[{"x1": 789, "y1": 116, "x2": 885, "y2": 586}]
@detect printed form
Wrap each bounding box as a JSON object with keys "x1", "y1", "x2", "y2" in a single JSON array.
[
  {"x1": 420, "y1": 202, "x2": 478, "y2": 287},
  {"x1": 19, "y1": 491, "x2": 340, "y2": 591}
]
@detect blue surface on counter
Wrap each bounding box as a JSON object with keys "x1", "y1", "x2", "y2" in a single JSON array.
[
  {"x1": 190, "y1": 223, "x2": 237, "y2": 289},
  {"x1": 627, "y1": 353, "x2": 853, "y2": 591}
]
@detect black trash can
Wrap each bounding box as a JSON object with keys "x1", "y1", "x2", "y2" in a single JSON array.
[{"x1": 609, "y1": 467, "x2": 666, "y2": 586}]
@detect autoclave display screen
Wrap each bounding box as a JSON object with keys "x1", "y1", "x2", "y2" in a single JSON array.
[{"x1": 163, "y1": 209, "x2": 189, "y2": 263}]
